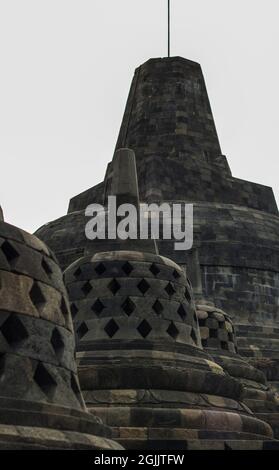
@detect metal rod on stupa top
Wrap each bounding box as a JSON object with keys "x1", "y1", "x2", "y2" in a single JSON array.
[{"x1": 168, "y1": 0, "x2": 171, "y2": 57}]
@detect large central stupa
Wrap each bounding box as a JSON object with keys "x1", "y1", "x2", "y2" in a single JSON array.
[{"x1": 35, "y1": 56, "x2": 279, "y2": 443}]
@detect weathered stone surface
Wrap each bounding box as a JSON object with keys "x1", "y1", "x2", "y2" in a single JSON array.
[
  {"x1": 65, "y1": 250, "x2": 277, "y2": 449},
  {"x1": 0, "y1": 221, "x2": 121, "y2": 450},
  {"x1": 196, "y1": 302, "x2": 279, "y2": 438},
  {"x1": 107, "y1": 148, "x2": 140, "y2": 208},
  {"x1": 35, "y1": 61, "x2": 279, "y2": 377},
  {"x1": 33, "y1": 55, "x2": 279, "y2": 448}
]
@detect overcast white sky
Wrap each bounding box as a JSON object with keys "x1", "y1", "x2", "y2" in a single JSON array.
[{"x1": 0, "y1": 0, "x2": 278, "y2": 233}]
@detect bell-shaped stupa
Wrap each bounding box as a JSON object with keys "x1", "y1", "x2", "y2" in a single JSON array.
[
  {"x1": 196, "y1": 301, "x2": 279, "y2": 438},
  {"x1": 0, "y1": 217, "x2": 121, "y2": 449}
]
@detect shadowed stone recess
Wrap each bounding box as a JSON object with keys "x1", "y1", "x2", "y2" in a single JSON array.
[
  {"x1": 64, "y1": 250, "x2": 278, "y2": 450},
  {"x1": 0, "y1": 221, "x2": 122, "y2": 450}
]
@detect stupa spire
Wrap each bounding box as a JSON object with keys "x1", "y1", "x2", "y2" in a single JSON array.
[{"x1": 168, "y1": 0, "x2": 171, "y2": 57}]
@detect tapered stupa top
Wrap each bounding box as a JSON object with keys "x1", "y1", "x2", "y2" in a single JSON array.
[
  {"x1": 109, "y1": 148, "x2": 140, "y2": 208},
  {"x1": 116, "y1": 57, "x2": 224, "y2": 169},
  {"x1": 68, "y1": 56, "x2": 277, "y2": 214}
]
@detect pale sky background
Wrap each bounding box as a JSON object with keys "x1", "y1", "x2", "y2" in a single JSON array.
[{"x1": 0, "y1": 0, "x2": 278, "y2": 233}]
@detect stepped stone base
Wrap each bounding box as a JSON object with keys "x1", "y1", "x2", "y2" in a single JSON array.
[
  {"x1": 113, "y1": 435, "x2": 279, "y2": 450},
  {"x1": 0, "y1": 425, "x2": 120, "y2": 450}
]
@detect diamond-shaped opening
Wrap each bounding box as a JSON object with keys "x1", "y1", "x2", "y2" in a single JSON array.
[
  {"x1": 60, "y1": 297, "x2": 69, "y2": 317},
  {"x1": 149, "y1": 263, "x2": 160, "y2": 276},
  {"x1": 33, "y1": 363, "x2": 57, "y2": 399},
  {"x1": 184, "y1": 288, "x2": 191, "y2": 303},
  {"x1": 81, "y1": 281, "x2": 92, "y2": 296},
  {"x1": 73, "y1": 267, "x2": 82, "y2": 278},
  {"x1": 121, "y1": 297, "x2": 136, "y2": 316},
  {"x1": 137, "y1": 279, "x2": 150, "y2": 295},
  {"x1": 50, "y1": 328, "x2": 64, "y2": 357},
  {"x1": 152, "y1": 300, "x2": 164, "y2": 315},
  {"x1": 76, "y1": 322, "x2": 89, "y2": 340},
  {"x1": 122, "y1": 261, "x2": 134, "y2": 276},
  {"x1": 104, "y1": 319, "x2": 119, "y2": 338},
  {"x1": 137, "y1": 319, "x2": 152, "y2": 338},
  {"x1": 70, "y1": 303, "x2": 79, "y2": 319},
  {"x1": 1, "y1": 315, "x2": 29, "y2": 345},
  {"x1": 177, "y1": 304, "x2": 187, "y2": 320},
  {"x1": 108, "y1": 279, "x2": 121, "y2": 295},
  {"x1": 221, "y1": 341, "x2": 229, "y2": 351},
  {"x1": 191, "y1": 327, "x2": 197, "y2": 344},
  {"x1": 173, "y1": 269, "x2": 181, "y2": 279},
  {"x1": 92, "y1": 299, "x2": 105, "y2": 315},
  {"x1": 201, "y1": 339, "x2": 207, "y2": 348},
  {"x1": 198, "y1": 318, "x2": 206, "y2": 327},
  {"x1": 209, "y1": 329, "x2": 218, "y2": 338},
  {"x1": 167, "y1": 321, "x2": 179, "y2": 340},
  {"x1": 29, "y1": 282, "x2": 46, "y2": 311},
  {"x1": 165, "y1": 282, "x2": 176, "y2": 297},
  {"x1": 1, "y1": 240, "x2": 19, "y2": 266},
  {"x1": 218, "y1": 321, "x2": 225, "y2": 329},
  {"x1": 41, "y1": 258, "x2": 53, "y2": 277},
  {"x1": 95, "y1": 263, "x2": 106, "y2": 276}
]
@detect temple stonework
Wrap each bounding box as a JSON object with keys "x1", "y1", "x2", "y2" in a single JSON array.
[{"x1": 1, "y1": 56, "x2": 278, "y2": 449}]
